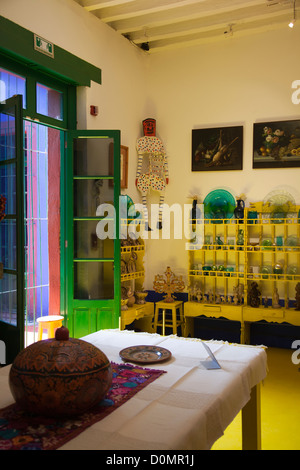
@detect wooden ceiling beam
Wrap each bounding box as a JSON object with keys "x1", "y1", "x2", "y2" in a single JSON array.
[{"x1": 107, "y1": 1, "x2": 290, "y2": 35}]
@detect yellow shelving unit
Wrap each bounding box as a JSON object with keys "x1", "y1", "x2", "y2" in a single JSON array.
[
  {"x1": 120, "y1": 219, "x2": 154, "y2": 332},
  {"x1": 243, "y1": 202, "x2": 300, "y2": 343},
  {"x1": 184, "y1": 203, "x2": 300, "y2": 343},
  {"x1": 185, "y1": 217, "x2": 244, "y2": 339}
]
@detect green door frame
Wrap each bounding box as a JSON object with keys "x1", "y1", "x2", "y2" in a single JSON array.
[
  {"x1": 0, "y1": 95, "x2": 25, "y2": 363},
  {"x1": 1, "y1": 57, "x2": 77, "y2": 348},
  {"x1": 0, "y1": 16, "x2": 101, "y2": 88},
  {"x1": 65, "y1": 130, "x2": 121, "y2": 337},
  {"x1": 0, "y1": 53, "x2": 77, "y2": 130},
  {"x1": 0, "y1": 18, "x2": 122, "y2": 344}
]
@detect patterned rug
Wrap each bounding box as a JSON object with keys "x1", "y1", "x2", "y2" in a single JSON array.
[{"x1": 0, "y1": 362, "x2": 165, "y2": 450}]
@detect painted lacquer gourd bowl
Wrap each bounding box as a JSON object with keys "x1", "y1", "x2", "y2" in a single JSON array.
[{"x1": 9, "y1": 327, "x2": 112, "y2": 417}]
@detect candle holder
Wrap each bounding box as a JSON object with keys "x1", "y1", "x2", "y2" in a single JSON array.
[{"x1": 153, "y1": 266, "x2": 185, "y2": 303}]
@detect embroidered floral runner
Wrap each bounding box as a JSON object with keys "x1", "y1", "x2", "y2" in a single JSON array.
[{"x1": 0, "y1": 362, "x2": 165, "y2": 450}]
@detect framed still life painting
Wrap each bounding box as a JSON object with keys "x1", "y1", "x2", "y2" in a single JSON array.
[
  {"x1": 253, "y1": 119, "x2": 300, "y2": 168},
  {"x1": 192, "y1": 125, "x2": 243, "y2": 171}
]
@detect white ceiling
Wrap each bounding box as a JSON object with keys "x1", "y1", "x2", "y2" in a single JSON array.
[{"x1": 72, "y1": 0, "x2": 298, "y2": 53}]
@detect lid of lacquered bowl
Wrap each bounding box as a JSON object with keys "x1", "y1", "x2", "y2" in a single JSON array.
[{"x1": 11, "y1": 326, "x2": 110, "y2": 375}]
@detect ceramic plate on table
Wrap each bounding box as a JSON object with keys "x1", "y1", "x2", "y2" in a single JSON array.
[
  {"x1": 119, "y1": 345, "x2": 172, "y2": 364},
  {"x1": 204, "y1": 189, "x2": 235, "y2": 220}
]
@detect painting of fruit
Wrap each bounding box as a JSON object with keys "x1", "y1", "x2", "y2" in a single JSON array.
[{"x1": 253, "y1": 119, "x2": 300, "y2": 168}]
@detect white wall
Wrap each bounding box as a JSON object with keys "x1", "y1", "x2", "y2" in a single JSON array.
[
  {"x1": 136, "y1": 27, "x2": 300, "y2": 289},
  {"x1": 2, "y1": 0, "x2": 300, "y2": 291},
  {"x1": 1, "y1": 0, "x2": 149, "y2": 149}
]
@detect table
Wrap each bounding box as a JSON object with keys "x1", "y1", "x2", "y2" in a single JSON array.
[
  {"x1": 0, "y1": 330, "x2": 267, "y2": 450},
  {"x1": 120, "y1": 302, "x2": 154, "y2": 332}
]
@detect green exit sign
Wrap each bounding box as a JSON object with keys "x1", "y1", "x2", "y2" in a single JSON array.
[{"x1": 34, "y1": 34, "x2": 54, "y2": 58}]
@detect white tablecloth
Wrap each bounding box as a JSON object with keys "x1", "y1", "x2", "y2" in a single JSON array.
[
  {"x1": 0, "y1": 329, "x2": 267, "y2": 450},
  {"x1": 71, "y1": 330, "x2": 267, "y2": 450}
]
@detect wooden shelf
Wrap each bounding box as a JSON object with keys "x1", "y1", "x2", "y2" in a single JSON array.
[
  {"x1": 121, "y1": 245, "x2": 144, "y2": 253},
  {"x1": 120, "y1": 227, "x2": 153, "y2": 333},
  {"x1": 121, "y1": 270, "x2": 145, "y2": 282}
]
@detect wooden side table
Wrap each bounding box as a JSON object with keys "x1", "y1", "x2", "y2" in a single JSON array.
[
  {"x1": 154, "y1": 300, "x2": 184, "y2": 335},
  {"x1": 120, "y1": 302, "x2": 154, "y2": 333}
]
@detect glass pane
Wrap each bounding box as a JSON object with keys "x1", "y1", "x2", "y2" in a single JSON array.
[
  {"x1": 36, "y1": 83, "x2": 63, "y2": 120},
  {"x1": 74, "y1": 179, "x2": 114, "y2": 217},
  {"x1": 24, "y1": 122, "x2": 48, "y2": 220},
  {"x1": 73, "y1": 138, "x2": 114, "y2": 176},
  {"x1": 0, "y1": 272, "x2": 17, "y2": 326},
  {"x1": 0, "y1": 110, "x2": 17, "y2": 161},
  {"x1": 74, "y1": 221, "x2": 114, "y2": 259},
  {"x1": 74, "y1": 261, "x2": 114, "y2": 299},
  {"x1": 0, "y1": 219, "x2": 16, "y2": 270},
  {"x1": 0, "y1": 96, "x2": 21, "y2": 336},
  {"x1": 0, "y1": 163, "x2": 16, "y2": 214},
  {"x1": 0, "y1": 67, "x2": 26, "y2": 108},
  {"x1": 23, "y1": 121, "x2": 62, "y2": 337}
]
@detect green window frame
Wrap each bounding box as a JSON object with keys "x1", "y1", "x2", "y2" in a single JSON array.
[
  {"x1": 0, "y1": 54, "x2": 76, "y2": 130},
  {"x1": 0, "y1": 16, "x2": 102, "y2": 132}
]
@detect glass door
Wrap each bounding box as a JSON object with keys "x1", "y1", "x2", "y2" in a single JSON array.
[
  {"x1": 23, "y1": 121, "x2": 63, "y2": 346},
  {"x1": 65, "y1": 130, "x2": 121, "y2": 337},
  {"x1": 0, "y1": 95, "x2": 24, "y2": 364}
]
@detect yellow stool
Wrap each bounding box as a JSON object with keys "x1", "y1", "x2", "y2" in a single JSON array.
[
  {"x1": 154, "y1": 300, "x2": 184, "y2": 336},
  {"x1": 37, "y1": 315, "x2": 64, "y2": 341}
]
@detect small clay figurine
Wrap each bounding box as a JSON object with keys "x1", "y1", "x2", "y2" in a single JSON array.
[
  {"x1": 122, "y1": 286, "x2": 135, "y2": 308},
  {"x1": 127, "y1": 250, "x2": 137, "y2": 273},
  {"x1": 247, "y1": 281, "x2": 261, "y2": 308},
  {"x1": 237, "y1": 283, "x2": 244, "y2": 304},
  {"x1": 121, "y1": 298, "x2": 129, "y2": 310},
  {"x1": 196, "y1": 289, "x2": 203, "y2": 303},
  {"x1": 233, "y1": 286, "x2": 239, "y2": 305},
  {"x1": 126, "y1": 287, "x2": 136, "y2": 307},
  {"x1": 272, "y1": 287, "x2": 280, "y2": 309}
]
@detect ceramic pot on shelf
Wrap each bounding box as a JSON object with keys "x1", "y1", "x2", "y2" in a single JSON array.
[
  {"x1": 234, "y1": 198, "x2": 245, "y2": 221},
  {"x1": 135, "y1": 291, "x2": 148, "y2": 304}
]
